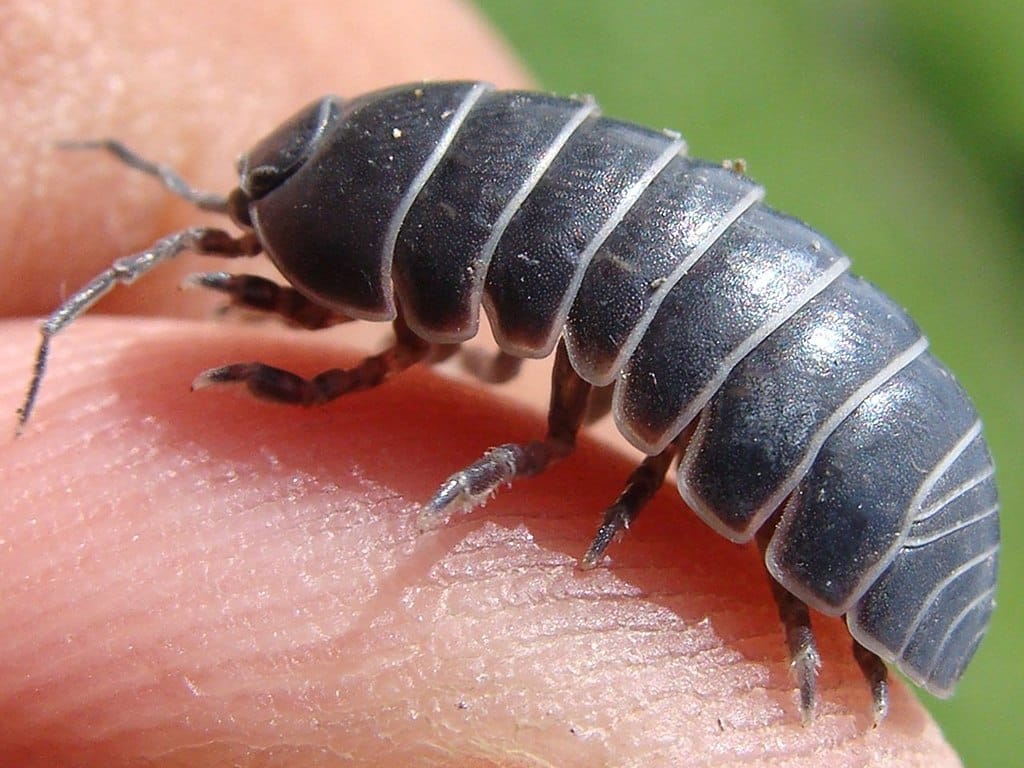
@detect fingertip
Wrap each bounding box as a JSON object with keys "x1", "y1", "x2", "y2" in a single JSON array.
[{"x1": 0, "y1": 318, "x2": 964, "y2": 766}]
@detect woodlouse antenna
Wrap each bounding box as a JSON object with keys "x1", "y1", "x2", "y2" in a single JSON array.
[
  {"x1": 57, "y1": 139, "x2": 231, "y2": 213},
  {"x1": 16, "y1": 227, "x2": 261, "y2": 434}
]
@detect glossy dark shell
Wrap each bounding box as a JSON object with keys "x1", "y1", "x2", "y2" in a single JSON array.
[{"x1": 242, "y1": 81, "x2": 999, "y2": 696}]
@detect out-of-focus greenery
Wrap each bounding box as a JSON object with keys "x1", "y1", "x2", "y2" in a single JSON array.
[{"x1": 474, "y1": 1, "x2": 1023, "y2": 765}]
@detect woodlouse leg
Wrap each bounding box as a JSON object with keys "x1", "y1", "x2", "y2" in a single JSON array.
[
  {"x1": 584, "y1": 384, "x2": 614, "y2": 425},
  {"x1": 757, "y1": 526, "x2": 821, "y2": 724},
  {"x1": 17, "y1": 228, "x2": 262, "y2": 433},
  {"x1": 426, "y1": 343, "x2": 462, "y2": 365},
  {"x1": 852, "y1": 638, "x2": 889, "y2": 725},
  {"x1": 418, "y1": 340, "x2": 590, "y2": 529},
  {"x1": 184, "y1": 272, "x2": 354, "y2": 330},
  {"x1": 580, "y1": 445, "x2": 677, "y2": 568},
  {"x1": 459, "y1": 348, "x2": 523, "y2": 384},
  {"x1": 191, "y1": 316, "x2": 429, "y2": 404}
]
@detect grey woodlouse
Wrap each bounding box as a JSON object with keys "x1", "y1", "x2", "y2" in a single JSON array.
[{"x1": 17, "y1": 81, "x2": 999, "y2": 723}]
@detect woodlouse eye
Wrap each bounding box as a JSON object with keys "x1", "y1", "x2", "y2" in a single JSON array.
[{"x1": 238, "y1": 96, "x2": 341, "y2": 200}]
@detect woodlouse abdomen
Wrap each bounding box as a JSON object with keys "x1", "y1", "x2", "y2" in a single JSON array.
[{"x1": 18, "y1": 81, "x2": 999, "y2": 721}]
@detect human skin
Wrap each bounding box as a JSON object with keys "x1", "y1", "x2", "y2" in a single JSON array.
[{"x1": 0, "y1": 1, "x2": 964, "y2": 766}]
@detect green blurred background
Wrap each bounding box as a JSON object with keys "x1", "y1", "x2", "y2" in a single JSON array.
[{"x1": 473, "y1": 1, "x2": 1023, "y2": 765}]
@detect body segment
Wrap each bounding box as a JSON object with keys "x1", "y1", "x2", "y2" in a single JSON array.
[{"x1": 19, "y1": 81, "x2": 999, "y2": 718}]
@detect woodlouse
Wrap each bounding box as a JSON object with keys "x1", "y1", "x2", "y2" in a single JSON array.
[{"x1": 17, "y1": 81, "x2": 999, "y2": 722}]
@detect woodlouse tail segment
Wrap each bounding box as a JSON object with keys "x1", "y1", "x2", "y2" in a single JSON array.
[
  {"x1": 15, "y1": 227, "x2": 260, "y2": 435},
  {"x1": 580, "y1": 445, "x2": 677, "y2": 569},
  {"x1": 417, "y1": 341, "x2": 590, "y2": 531}
]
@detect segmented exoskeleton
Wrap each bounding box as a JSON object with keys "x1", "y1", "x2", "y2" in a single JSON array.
[{"x1": 19, "y1": 82, "x2": 999, "y2": 722}]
